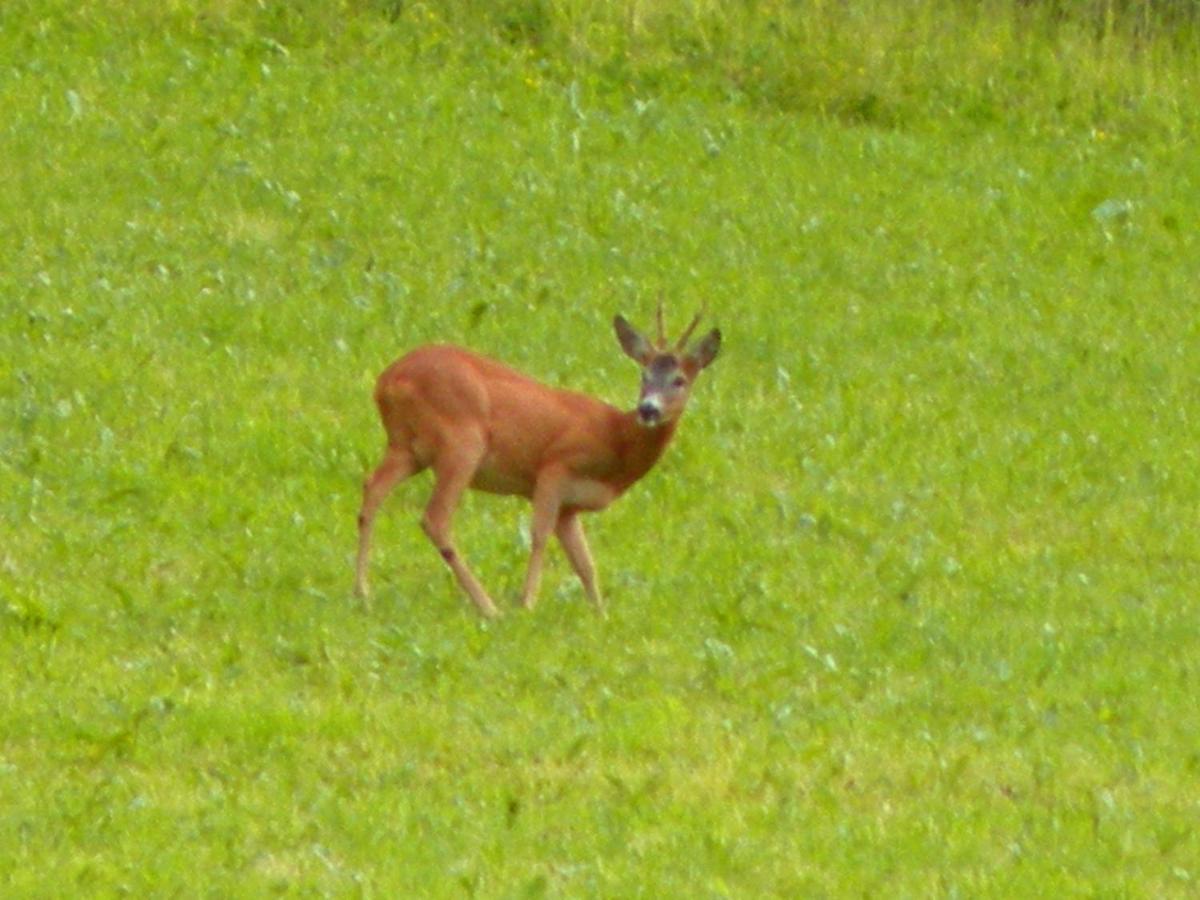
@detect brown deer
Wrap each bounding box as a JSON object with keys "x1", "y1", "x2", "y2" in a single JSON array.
[{"x1": 354, "y1": 305, "x2": 721, "y2": 618}]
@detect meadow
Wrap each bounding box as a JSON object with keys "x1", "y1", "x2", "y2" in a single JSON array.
[{"x1": 2, "y1": 0, "x2": 1199, "y2": 895}]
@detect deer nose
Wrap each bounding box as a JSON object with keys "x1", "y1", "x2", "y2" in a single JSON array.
[{"x1": 637, "y1": 399, "x2": 662, "y2": 425}]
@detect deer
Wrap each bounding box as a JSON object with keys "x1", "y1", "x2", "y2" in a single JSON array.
[{"x1": 353, "y1": 304, "x2": 721, "y2": 618}]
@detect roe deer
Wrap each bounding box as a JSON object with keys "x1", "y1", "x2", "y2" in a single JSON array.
[{"x1": 354, "y1": 305, "x2": 721, "y2": 618}]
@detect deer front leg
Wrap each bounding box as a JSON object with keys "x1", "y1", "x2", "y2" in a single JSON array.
[
  {"x1": 520, "y1": 470, "x2": 566, "y2": 611},
  {"x1": 556, "y1": 511, "x2": 605, "y2": 616}
]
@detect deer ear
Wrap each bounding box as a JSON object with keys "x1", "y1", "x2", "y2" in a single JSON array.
[
  {"x1": 614, "y1": 315, "x2": 653, "y2": 364},
  {"x1": 686, "y1": 328, "x2": 722, "y2": 371}
]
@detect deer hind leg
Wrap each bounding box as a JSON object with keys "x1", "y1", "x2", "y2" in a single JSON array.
[
  {"x1": 556, "y1": 511, "x2": 605, "y2": 616},
  {"x1": 355, "y1": 446, "x2": 418, "y2": 602},
  {"x1": 421, "y1": 438, "x2": 499, "y2": 619}
]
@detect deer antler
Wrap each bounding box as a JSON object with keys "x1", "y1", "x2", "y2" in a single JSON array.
[
  {"x1": 675, "y1": 305, "x2": 706, "y2": 351},
  {"x1": 655, "y1": 294, "x2": 666, "y2": 349}
]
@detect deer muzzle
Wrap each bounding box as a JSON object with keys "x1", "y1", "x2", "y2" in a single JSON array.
[{"x1": 636, "y1": 398, "x2": 663, "y2": 426}]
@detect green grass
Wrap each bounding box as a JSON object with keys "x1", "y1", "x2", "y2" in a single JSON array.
[{"x1": 2, "y1": 0, "x2": 1199, "y2": 895}]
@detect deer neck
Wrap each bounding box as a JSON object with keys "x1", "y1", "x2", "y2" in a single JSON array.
[{"x1": 610, "y1": 409, "x2": 679, "y2": 492}]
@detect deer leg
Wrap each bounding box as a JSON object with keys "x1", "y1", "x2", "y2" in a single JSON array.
[
  {"x1": 355, "y1": 446, "x2": 418, "y2": 602},
  {"x1": 421, "y1": 442, "x2": 498, "y2": 618},
  {"x1": 520, "y1": 472, "x2": 565, "y2": 611},
  {"x1": 556, "y1": 511, "x2": 605, "y2": 616}
]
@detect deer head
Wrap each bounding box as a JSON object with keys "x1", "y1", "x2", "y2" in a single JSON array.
[{"x1": 614, "y1": 302, "x2": 722, "y2": 427}]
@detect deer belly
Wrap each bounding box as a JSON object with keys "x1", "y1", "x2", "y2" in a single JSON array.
[
  {"x1": 562, "y1": 477, "x2": 615, "y2": 511},
  {"x1": 470, "y1": 464, "x2": 533, "y2": 496}
]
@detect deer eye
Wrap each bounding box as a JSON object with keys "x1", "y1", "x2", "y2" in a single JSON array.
[{"x1": 671, "y1": 376, "x2": 687, "y2": 389}]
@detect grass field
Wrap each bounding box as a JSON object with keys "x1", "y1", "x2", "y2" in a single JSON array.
[{"x1": 3, "y1": 0, "x2": 1199, "y2": 895}]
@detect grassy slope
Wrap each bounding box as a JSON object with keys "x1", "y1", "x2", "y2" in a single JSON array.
[{"x1": 2, "y1": 1, "x2": 1198, "y2": 895}]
